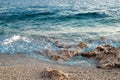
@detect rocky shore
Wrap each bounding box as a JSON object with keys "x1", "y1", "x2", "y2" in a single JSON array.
[
  {"x1": 0, "y1": 53, "x2": 120, "y2": 80},
  {"x1": 36, "y1": 38, "x2": 120, "y2": 69},
  {"x1": 0, "y1": 38, "x2": 120, "y2": 80}
]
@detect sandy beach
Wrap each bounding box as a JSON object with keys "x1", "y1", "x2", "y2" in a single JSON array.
[
  {"x1": 0, "y1": 53, "x2": 120, "y2": 80},
  {"x1": 0, "y1": 0, "x2": 120, "y2": 80}
]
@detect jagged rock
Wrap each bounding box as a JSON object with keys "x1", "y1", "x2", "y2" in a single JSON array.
[
  {"x1": 42, "y1": 68, "x2": 69, "y2": 80},
  {"x1": 36, "y1": 41, "x2": 120, "y2": 69},
  {"x1": 50, "y1": 49, "x2": 79, "y2": 61},
  {"x1": 37, "y1": 49, "x2": 79, "y2": 61},
  {"x1": 97, "y1": 47, "x2": 120, "y2": 69},
  {"x1": 77, "y1": 42, "x2": 88, "y2": 49},
  {"x1": 81, "y1": 45, "x2": 120, "y2": 69},
  {"x1": 81, "y1": 45, "x2": 111, "y2": 58}
]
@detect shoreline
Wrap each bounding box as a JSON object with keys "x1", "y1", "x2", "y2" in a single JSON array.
[{"x1": 0, "y1": 53, "x2": 120, "y2": 80}]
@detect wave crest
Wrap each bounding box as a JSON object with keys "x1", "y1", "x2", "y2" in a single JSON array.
[{"x1": 0, "y1": 10, "x2": 110, "y2": 22}]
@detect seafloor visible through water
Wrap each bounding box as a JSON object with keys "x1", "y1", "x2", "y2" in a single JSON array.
[{"x1": 0, "y1": 0, "x2": 120, "y2": 65}]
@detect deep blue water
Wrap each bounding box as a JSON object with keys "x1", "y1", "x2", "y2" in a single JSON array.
[{"x1": 0, "y1": 0, "x2": 120, "y2": 64}]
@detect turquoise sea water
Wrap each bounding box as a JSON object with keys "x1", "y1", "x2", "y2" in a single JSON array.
[{"x1": 0, "y1": 0, "x2": 120, "y2": 64}]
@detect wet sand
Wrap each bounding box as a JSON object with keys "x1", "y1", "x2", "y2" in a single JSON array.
[{"x1": 0, "y1": 53, "x2": 120, "y2": 80}]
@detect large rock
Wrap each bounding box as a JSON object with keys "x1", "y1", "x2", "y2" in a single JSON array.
[
  {"x1": 37, "y1": 49, "x2": 79, "y2": 61},
  {"x1": 50, "y1": 49, "x2": 79, "y2": 61},
  {"x1": 42, "y1": 68, "x2": 69, "y2": 80},
  {"x1": 81, "y1": 45, "x2": 120, "y2": 69}
]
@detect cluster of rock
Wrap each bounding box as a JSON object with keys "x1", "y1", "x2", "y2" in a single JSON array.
[
  {"x1": 37, "y1": 39, "x2": 120, "y2": 69},
  {"x1": 36, "y1": 41, "x2": 87, "y2": 61},
  {"x1": 40, "y1": 38, "x2": 120, "y2": 80},
  {"x1": 81, "y1": 45, "x2": 120, "y2": 69}
]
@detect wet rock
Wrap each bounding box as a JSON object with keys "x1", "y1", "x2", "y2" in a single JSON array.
[
  {"x1": 54, "y1": 41, "x2": 64, "y2": 48},
  {"x1": 54, "y1": 41, "x2": 72, "y2": 49},
  {"x1": 50, "y1": 49, "x2": 79, "y2": 61},
  {"x1": 42, "y1": 68, "x2": 69, "y2": 80},
  {"x1": 99, "y1": 36, "x2": 107, "y2": 41},
  {"x1": 37, "y1": 49, "x2": 79, "y2": 61},
  {"x1": 81, "y1": 45, "x2": 111, "y2": 58},
  {"x1": 54, "y1": 41, "x2": 88, "y2": 49},
  {"x1": 81, "y1": 45, "x2": 120, "y2": 69},
  {"x1": 77, "y1": 42, "x2": 88, "y2": 49},
  {"x1": 50, "y1": 54, "x2": 66, "y2": 61}
]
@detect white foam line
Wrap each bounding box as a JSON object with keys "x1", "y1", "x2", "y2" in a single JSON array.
[
  {"x1": 3, "y1": 35, "x2": 30, "y2": 45},
  {"x1": 3, "y1": 35, "x2": 21, "y2": 45}
]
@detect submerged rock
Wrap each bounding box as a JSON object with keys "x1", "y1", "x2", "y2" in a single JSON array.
[
  {"x1": 42, "y1": 68, "x2": 69, "y2": 80},
  {"x1": 99, "y1": 36, "x2": 107, "y2": 41},
  {"x1": 81, "y1": 44, "x2": 120, "y2": 69},
  {"x1": 37, "y1": 38, "x2": 120, "y2": 69},
  {"x1": 77, "y1": 42, "x2": 88, "y2": 49},
  {"x1": 54, "y1": 41, "x2": 88, "y2": 49}
]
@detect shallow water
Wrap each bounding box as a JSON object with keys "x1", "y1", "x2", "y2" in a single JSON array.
[{"x1": 0, "y1": 0, "x2": 120, "y2": 64}]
